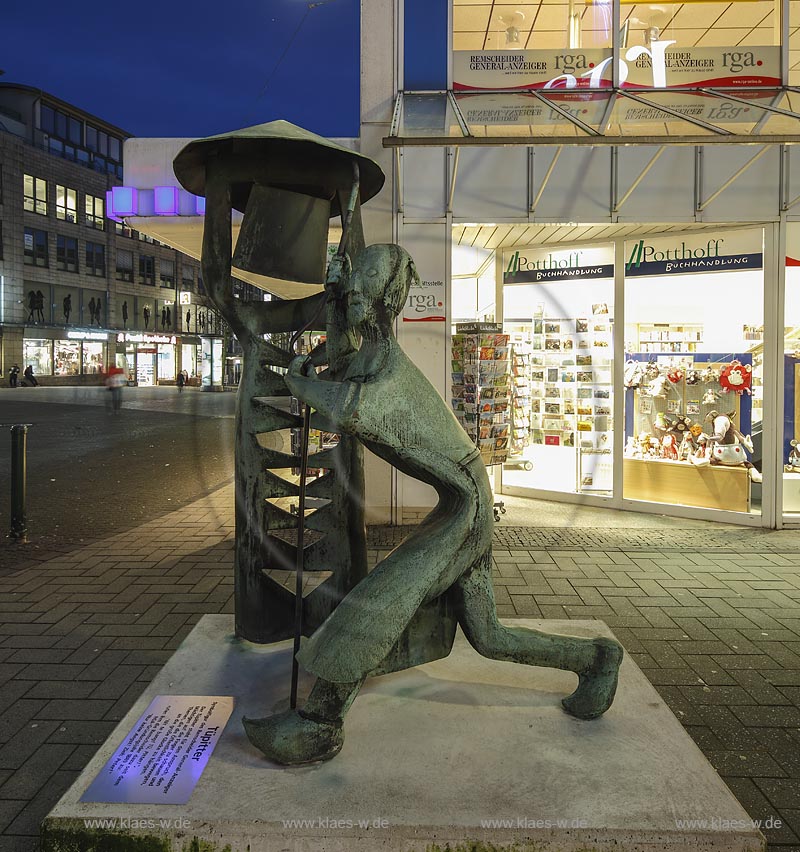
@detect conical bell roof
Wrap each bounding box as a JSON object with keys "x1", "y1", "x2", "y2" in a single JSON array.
[{"x1": 173, "y1": 119, "x2": 384, "y2": 217}]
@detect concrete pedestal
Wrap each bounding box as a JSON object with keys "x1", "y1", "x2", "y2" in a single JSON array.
[{"x1": 42, "y1": 615, "x2": 764, "y2": 852}]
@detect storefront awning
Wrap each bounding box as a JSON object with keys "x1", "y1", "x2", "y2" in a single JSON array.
[{"x1": 385, "y1": 88, "x2": 800, "y2": 146}]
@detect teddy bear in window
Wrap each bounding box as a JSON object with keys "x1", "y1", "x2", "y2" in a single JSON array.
[{"x1": 785, "y1": 439, "x2": 800, "y2": 473}]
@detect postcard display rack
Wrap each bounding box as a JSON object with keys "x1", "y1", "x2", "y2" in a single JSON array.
[
  {"x1": 530, "y1": 309, "x2": 614, "y2": 493},
  {"x1": 451, "y1": 324, "x2": 511, "y2": 519}
]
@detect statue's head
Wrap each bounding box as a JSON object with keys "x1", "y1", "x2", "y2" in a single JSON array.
[{"x1": 345, "y1": 244, "x2": 417, "y2": 330}]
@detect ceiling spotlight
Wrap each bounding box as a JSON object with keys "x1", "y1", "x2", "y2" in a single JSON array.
[{"x1": 499, "y1": 11, "x2": 526, "y2": 49}]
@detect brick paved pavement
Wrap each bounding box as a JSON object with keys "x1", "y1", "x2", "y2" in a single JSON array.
[{"x1": 1, "y1": 485, "x2": 800, "y2": 850}]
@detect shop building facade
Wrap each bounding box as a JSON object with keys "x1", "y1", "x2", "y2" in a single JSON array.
[
  {"x1": 123, "y1": 0, "x2": 800, "y2": 526},
  {"x1": 0, "y1": 83, "x2": 229, "y2": 387}
]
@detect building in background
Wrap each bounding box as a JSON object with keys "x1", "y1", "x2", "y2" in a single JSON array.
[{"x1": 0, "y1": 83, "x2": 235, "y2": 387}]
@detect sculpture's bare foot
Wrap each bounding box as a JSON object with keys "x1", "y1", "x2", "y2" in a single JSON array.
[
  {"x1": 562, "y1": 637, "x2": 623, "y2": 720},
  {"x1": 242, "y1": 709, "x2": 344, "y2": 765}
]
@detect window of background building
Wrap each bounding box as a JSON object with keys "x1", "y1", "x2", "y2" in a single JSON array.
[
  {"x1": 23, "y1": 174, "x2": 47, "y2": 215},
  {"x1": 0, "y1": 222, "x2": 4, "y2": 261},
  {"x1": 0, "y1": 164, "x2": 4, "y2": 204},
  {"x1": 160, "y1": 258, "x2": 175, "y2": 288},
  {"x1": 116, "y1": 249, "x2": 134, "y2": 281},
  {"x1": 86, "y1": 242, "x2": 105, "y2": 277},
  {"x1": 197, "y1": 275, "x2": 206, "y2": 296},
  {"x1": 24, "y1": 228, "x2": 48, "y2": 267},
  {"x1": 56, "y1": 235, "x2": 78, "y2": 273},
  {"x1": 54, "y1": 341, "x2": 81, "y2": 376},
  {"x1": 82, "y1": 342, "x2": 105, "y2": 374},
  {"x1": 182, "y1": 266, "x2": 194, "y2": 291},
  {"x1": 55, "y1": 185, "x2": 77, "y2": 223},
  {"x1": 115, "y1": 222, "x2": 135, "y2": 239},
  {"x1": 85, "y1": 194, "x2": 104, "y2": 230},
  {"x1": 23, "y1": 339, "x2": 52, "y2": 375},
  {"x1": 139, "y1": 255, "x2": 155, "y2": 285}
]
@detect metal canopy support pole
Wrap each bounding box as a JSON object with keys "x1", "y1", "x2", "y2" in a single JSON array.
[
  {"x1": 395, "y1": 147, "x2": 404, "y2": 214},
  {"x1": 697, "y1": 146, "x2": 770, "y2": 212},
  {"x1": 448, "y1": 91, "x2": 471, "y2": 137},
  {"x1": 447, "y1": 147, "x2": 460, "y2": 214},
  {"x1": 390, "y1": 91, "x2": 404, "y2": 137},
  {"x1": 530, "y1": 146, "x2": 563, "y2": 215},
  {"x1": 614, "y1": 146, "x2": 666, "y2": 213}
]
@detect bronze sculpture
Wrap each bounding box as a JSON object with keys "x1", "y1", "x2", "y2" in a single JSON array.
[{"x1": 175, "y1": 122, "x2": 623, "y2": 767}]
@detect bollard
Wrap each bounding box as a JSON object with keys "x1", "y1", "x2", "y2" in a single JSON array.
[{"x1": 8, "y1": 424, "x2": 30, "y2": 543}]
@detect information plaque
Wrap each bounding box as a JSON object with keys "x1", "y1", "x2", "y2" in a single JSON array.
[{"x1": 81, "y1": 695, "x2": 234, "y2": 804}]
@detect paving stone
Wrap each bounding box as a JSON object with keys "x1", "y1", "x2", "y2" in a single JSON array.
[{"x1": 0, "y1": 744, "x2": 75, "y2": 800}]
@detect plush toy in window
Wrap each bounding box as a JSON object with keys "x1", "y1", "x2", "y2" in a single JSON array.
[
  {"x1": 644, "y1": 361, "x2": 661, "y2": 382},
  {"x1": 666, "y1": 367, "x2": 684, "y2": 384},
  {"x1": 785, "y1": 439, "x2": 800, "y2": 473},
  {"x1": 701, "y1": 366, "x2": 719, "y2": 384},
  {"x1": 702, "y1": 388, "x2": 719, "y2": 405},
  {"x1": 690, "y1": 409, "x2": 761, "y2": 482},
  {"x1": 624, "y1": 360, "x2": 645, "y2": 389},
  {"x1": 685, "y1": 369, "x2": 701, "y2": 385},
  {"x1": 719, "y1": 360, "x2": 752, "y2": 396},
  {"x1": 646, "y1": 375, "x2": 669, "y2": 398}
]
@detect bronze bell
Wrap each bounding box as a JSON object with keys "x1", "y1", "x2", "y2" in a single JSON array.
[
  {"x1": 173, "y1": 120, "x2": 385, "y2": 286},
  {"x1": 231, "y1": 185, "x2": 331, "y2": 285}
]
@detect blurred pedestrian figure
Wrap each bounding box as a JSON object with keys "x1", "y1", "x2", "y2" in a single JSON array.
[
  {"x1": 160, "y1": 306, "x2": 167, "y2": 329},
  {"x1": 176, "y1": 371, "x2": 185, "y2": 393},
  {"x1": 165, "y1": 306, "x2": 172, "y2": 329},
  {"x1": 9, "y1": 365, "x2": 20, "y2": 388},
  {"x1": 143, "y1": 306, "x2": 151, "y2": 330},
  {"x1": 95, "y1": 297, "x2": 103, "y2": 326},
  {"x1": 63, "y1": 294, "x2": 72, "y2": 324},
  {"x1": 35, "y1": 291, "x2": 45, "y2": 323},
  {"x1": 106, "y1": 367, "x2": 125, "y2": 412},
  {"x1": 23, "y1": 365, "x2": 39, "y2": 387},
  {"x1": 186, "y1": 309, "x2": 191, "y2": 331},
  {"x1": 26, "y1": 291, "x2": 36, "y2": 323},
  {"x1": 88, "y1": 297, "x2": 97, "y2": 325},
  {"x1": 122, "y1": 300, "x2": 129, "y2": 329}
]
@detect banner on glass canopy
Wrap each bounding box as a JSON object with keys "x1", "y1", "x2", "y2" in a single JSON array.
[{"x1": 453, "y1": 45, "x2": 779, "y2": 92}]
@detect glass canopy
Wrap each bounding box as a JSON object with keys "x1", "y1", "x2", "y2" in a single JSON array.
[{"x1": 387, "y1": 89, "x2": 800, "y2": 145}]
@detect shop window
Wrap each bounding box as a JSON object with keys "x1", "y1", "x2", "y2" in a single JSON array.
[
  {"x1": 158, "y1": 343, "x2": 176, "y2": 380},
  {"x1": 160, "y1": 258, "x2": 176, "y2": 288},
  {"x1": 82, "y1": 342, "x2": 105, "y2": 374},
  {"x1": 491, "y1": 244, "x2": 616, "y2": 497},
  {"x1": 56, "y1": 235, "x2": 78, "y2": 273},
  {"x1": 86, "y1": 242, "x2": 105, "y2": 277},
  {"x1": 85, "y1": 194, "x2": 104, "y2": 230},
  {"x1": 116, "y1": 249, "x2": 134, "y2": 281},
  {"x1": 54, "y1": 341, "x2": 81, "y2": 376},
  {"x1": 139, "y1": 254, "x2": 155, "y2": 285},
  {"x1": 24, "y1": 174, "x2": 47, "y2": 215},
  {"x1": 23, "y1": 339, "x2": 52, "y2": 376},
  {"x1": 55, "y1": 185, "x2": 77, "y2": 222},
  {"x1": 623, "y1": 229, "x2": 763, "y2": 516},
  {"x1": 24, "y1": 228, "x2": 48, "y2": 267}
]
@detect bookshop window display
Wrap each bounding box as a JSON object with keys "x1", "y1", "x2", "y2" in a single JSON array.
[
  {"x1": 623, "y1": 229, "x2": 764, "y2": 516},
  {"x1": 498, "y1": 245, "x2": 615, "y2": 497}
]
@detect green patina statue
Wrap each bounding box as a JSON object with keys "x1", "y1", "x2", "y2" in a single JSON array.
[
  {"x1": 174, "y1": 121, "x2": 623, "y2": 767},
  {"x1": 242, "y1": 243, "x2": 623, "y2": 765}
]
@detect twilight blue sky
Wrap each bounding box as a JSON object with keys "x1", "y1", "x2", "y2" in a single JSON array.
[{"x1": 1, "y1": 0, "x2": 360, "y2": 139}]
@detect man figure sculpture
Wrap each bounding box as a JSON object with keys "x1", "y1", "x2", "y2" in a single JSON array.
[{"x1": 243, "y1": 244, "x2": 623, "y2": 765}]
